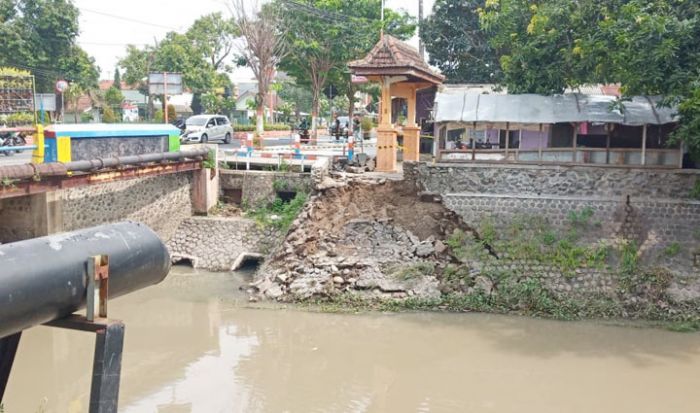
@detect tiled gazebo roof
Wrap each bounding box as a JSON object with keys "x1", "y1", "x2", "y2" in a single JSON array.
[{"x1": 349, "y1": 34, "x2": 445, "y2": 85}]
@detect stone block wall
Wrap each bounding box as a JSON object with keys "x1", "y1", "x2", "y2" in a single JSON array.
[
  {"x1": 406, "y1": 161, "x2": 700, "y2": 280},
  {"x1": 406, "y1": 161, "x2": 700, "y2": 199},
  {"x1": 167, "y1": 216, "x2": 280, "y2": 271},
  {"x1": 220, "y1": 170, "x2": 311, "y2": 207},
  {"x1": 60, "y1": 172, "x2": 193, "y2": 241}
]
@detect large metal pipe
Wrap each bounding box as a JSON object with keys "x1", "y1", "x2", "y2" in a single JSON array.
[
  {"x1": 0, "y1": 221, "x2": 170, "y2": 339},
  {"x1": 0, "y1": 148, "x2": 210, "y2": 181}
]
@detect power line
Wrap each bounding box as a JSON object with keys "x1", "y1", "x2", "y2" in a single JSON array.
[{"x1": 80, "y1": 8, "x2": 180, "y2": 31}]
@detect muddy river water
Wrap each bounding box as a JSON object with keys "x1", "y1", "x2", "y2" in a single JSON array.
[{"x1": 4, "y1": 267, "x2": 700, "y2": 412}]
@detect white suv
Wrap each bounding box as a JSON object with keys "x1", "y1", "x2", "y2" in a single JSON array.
[{"x1": 182, "y1": 115, "x2": 234, "y2": 144}]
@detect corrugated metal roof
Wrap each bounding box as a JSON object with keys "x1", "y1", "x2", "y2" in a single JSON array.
[{"x1": 435, "y1": 91, "x2": 677, "y2": 126}]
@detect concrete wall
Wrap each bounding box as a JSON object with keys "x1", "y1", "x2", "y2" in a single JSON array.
[
  {"x1": 167, "y1": 216, "x2": 281, "y2": 271},
  {"x1": 220, "y1": 170, "x2": 312, "y2": 207}
]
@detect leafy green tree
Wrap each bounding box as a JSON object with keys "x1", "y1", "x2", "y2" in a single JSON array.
[
  {"x1": 0, "y1": 0, "x2": 98, "y2": 91},
  {"x1": 113, "y1": 68, "x2": 121, "y2": 89},
  {"x1": 102, "y1": 105, "x2": 117, "y2": 123},
  {"x1": 104, "y1": 86, "x2": 124, "y2": 107},
  {"x1": 421, "y1": 0, "x2": 498, "y2": 83},
  {"x1": 63, "y1": 83, "x2": 84, "y2": 123},
  {"x1": 277, "y1": 0, "x2": 414, "y2": 135},
  {"x1": 480, "y1": 0, "x2": 700, "y2": 160},
  {"x1": 119, "y1": 13, "x2": 236, "y2": 118}
]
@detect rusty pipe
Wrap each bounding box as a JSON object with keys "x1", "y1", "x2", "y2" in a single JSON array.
[{"x1": 0, "y1": 148, "x2": 210, "y2": 181}]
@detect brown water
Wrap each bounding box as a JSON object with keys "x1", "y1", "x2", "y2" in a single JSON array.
[{"x1": 4, "y1": 267, "x2": 700, "y2": 413}]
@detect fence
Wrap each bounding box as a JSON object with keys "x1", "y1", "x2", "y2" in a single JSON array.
[{"x1": 438, "y1": 147, "x2": 683, "y2": 168}]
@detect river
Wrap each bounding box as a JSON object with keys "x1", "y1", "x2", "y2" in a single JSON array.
[{"x1": 4, "y1": 266, "x2": 700, "y2": 413}]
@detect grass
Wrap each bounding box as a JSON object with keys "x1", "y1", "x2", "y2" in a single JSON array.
[
  {"x1": 385, "y1": 262, "x2": 435, "y2": 280},
  {"x1": 664, "y1": 242, "x2": 681, "y2": 257},
  {"x1": 305, "y1": 275, "x2": 700, "y2": 331},
  {"x1": 248, "y1": 192, "x2": 308, "y2": 231}
]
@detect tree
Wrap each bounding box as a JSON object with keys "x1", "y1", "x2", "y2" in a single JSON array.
[
  {"x1": 230, "y1": 0, "x2": 288, "y2": 135},
  {"x1": 119, "y1": 13, "x2": 236, "y2": 118},
  {"x1": 187, "y1": 12, "x2": 237, "y2": 71},
  {"x1": 480, "y1": 0, "x2": 700, "y2": 159},
  {"x1": 63, "y1": 83, "x2": 84, "y2": 124},
  {"x1": 102, "y1": 105, "x2": 117, "y2": 123},
  {"x1": 104, "y1": 86, "x2": 124, "y2": 107},
  {"x1": 278, "y1": 0, "x2": 414, "y2": 136},
  {"x1": 421, "y1": 0, "x2": 499, "y2": 83},
  {"x1": 0, "y1": 0, "x2": 98, "y2": 91},
  {"x1": 113, "y1": 68, "x2": 121, "y2": 89}
]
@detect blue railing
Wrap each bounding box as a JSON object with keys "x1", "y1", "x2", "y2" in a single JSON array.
[{"x1": 0, "y1": 145, "x2": 37, "y2": 153}]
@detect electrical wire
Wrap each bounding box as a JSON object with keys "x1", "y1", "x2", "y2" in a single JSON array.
[{"x1": 79, "y1": 8, "x2": 180, "y2": 31}]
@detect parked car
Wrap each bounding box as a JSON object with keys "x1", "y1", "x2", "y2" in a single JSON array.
[
  {"x1": 181, "y1": 115, "x2": 233, "y2": 144},
  {"x1": 330, "y1": 116, "x2": 350, "y2": 138}
]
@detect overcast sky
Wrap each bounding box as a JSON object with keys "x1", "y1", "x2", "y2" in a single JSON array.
[{"x1": 73, "y1": 0, "x2": 435, "y2": 81}]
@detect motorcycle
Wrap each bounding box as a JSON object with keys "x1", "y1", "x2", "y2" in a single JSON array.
[
  {"x1": 298, "y1": 127, "x2": 310, "y2": 144},
  {"x1": 0, "y1": 132, "x2": 27, "y2": 156}
]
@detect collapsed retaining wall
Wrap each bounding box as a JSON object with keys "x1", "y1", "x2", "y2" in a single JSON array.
[{"x1": 167, "y1": 216, "x2": 280, "y2": 271}]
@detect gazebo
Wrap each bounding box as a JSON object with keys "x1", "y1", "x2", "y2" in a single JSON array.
[{"x1": 349, "y1": 34, "x2": 444, "y2": 172}]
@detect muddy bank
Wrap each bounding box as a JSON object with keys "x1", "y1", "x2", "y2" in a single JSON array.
[{"x1": 252, "y1": 175, "x2": 700, "y2": 329}]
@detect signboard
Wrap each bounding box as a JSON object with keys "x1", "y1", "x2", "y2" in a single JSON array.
[
  {"x1": 148, "y1": 73, "x2": 183, "y2": 95},
  {"x1": 34, "y1": 93, "x2": 56, "y2": 111}
]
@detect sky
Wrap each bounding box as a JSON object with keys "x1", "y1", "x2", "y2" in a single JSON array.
[{"x1": 73, "y1": 0, "x2": 435, "y2": 82}]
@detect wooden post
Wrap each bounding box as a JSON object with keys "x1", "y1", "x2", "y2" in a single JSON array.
[
  {"x1": 504, "y1": 122, "x2": 510, "y2": 160},
  {"x1": 572, "y1": 123, "x2": 578, "y2": 163},
  {"x1": 472, "y1": 121, "x2": 476, "y2": 161},
  {"x1": 641, "y1": 124, "x2": 648, "y2": 166},
  {"x1": 605, "y1": 123, "x2": 611, "y2": 165},
  {"x1": 538, "y1": 123, "x2": 543, "y2": 162},
  {"x1": 517, "y1": 128, "x2": 522, "y2": 161}
]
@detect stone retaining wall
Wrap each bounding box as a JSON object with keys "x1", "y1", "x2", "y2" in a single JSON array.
[
  {"x1": 61, "y1": 172, "x2": 193, "y2": 241},
  {"x1": 220, "y1": 169, "x2": 312, "y2": 207},
  {"x1": 405, "y1": 161, "x2": 700, "y2": 199},
  {"x1": 167, "y1": 216, "x2": 280, "y2": 271},
  {"x1": 404, "y1": 161, "x2": 700, "y2": 299}
]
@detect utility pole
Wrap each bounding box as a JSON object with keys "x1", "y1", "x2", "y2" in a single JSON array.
[{"x1": 418, "y1": 0, "x2": 425, "y2": 59}]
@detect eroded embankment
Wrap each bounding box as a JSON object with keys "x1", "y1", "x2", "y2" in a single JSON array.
[{"x1": 252, "y1": 178, "x2": 700, "y2": 330}]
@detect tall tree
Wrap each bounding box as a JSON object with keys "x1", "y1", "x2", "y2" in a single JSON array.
[
  {"x1": 230, "y1": 0, "x2": 288, "y2": 135},
  {"x1": 113, "y1": 68, "x2": 121, "y2": 89},
  {"x1": 421, "y1": 0, "x2": 499, "y2": 83},
  {"x1": 0, "y1": 0, "x2": 98, "y2": 91},
  {"x1": 278, "y1": 0, "x2": 414, "y2": 136},
  {"x1": 480, "y1": 0, "x2": 700, "y2": 160}
]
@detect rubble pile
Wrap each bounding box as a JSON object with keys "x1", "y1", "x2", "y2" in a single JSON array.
[{"x1": 251, "y1": 177, "x2": 476, "y2": 301}]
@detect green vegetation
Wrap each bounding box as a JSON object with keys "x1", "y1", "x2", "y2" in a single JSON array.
[
  {"x1": 664, "y1": 242, "x2": 681, "y2": 258},
  {"x1": 308, "y1": 274, "x2": 700, "y2": 331},
  {"x1": 420, "y1": 0, "x2": 497, "y2": 84},
  {"x1": 449, "y1": 212, "x2": 610, "y2": 274},
  {"x1": 248, "y1": 192, "x2": 308, "y2": 231},
  {"x1": 691, "y1": 180, "x2": 700, "y2": 200},
  {"x1": 385, "y1": 262, "x2": 436, "y2": 281},
  {"x1": 202, "y1": 149, "x2": 217, "y2": 169}
]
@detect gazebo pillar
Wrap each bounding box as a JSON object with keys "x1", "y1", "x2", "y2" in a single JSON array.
[
  {"x1": 402, "y1": 85, "x2": 420, "y2": 162},
  {"x1": 377, "y1": 77, "x2": 398, "y2": 172},
  {"x1": 348, "y1": 34, "x2": 444, "y2": 173}
]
